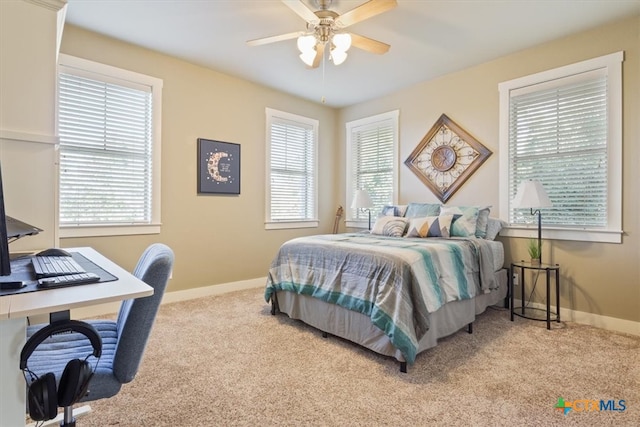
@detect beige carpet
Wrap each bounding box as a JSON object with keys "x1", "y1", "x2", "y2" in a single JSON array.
[{"x1": 74, "y1": 288, "x2": 638, "y2": 426}]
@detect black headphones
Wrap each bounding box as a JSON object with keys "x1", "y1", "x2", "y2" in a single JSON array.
[{"x1": 20, "y1": 320, "x2": 102, "y2": 422}]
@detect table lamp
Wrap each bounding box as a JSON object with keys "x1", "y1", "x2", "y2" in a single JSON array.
[
  {"x1": 351, "y1": 189, "x2": 373, "y2": 230},
  {"x1": 512, "y1": 179, "x2": 552, "y2": 263}
]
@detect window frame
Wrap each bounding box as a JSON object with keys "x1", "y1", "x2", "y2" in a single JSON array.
[
  {"x1": 57, "y1": 54, "x2": 163, "y2": 238},
  {"x1": 264, "y1": 108, "x2": 319, "y2": 230},
  {"x1": 345, "y1": 110, "x2": 399, "y2": 229},
  {"x1": 498, "y1": 51, "x2": 623, "y2": 243}
]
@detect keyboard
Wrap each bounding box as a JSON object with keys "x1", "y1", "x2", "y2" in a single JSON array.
[
  {"x1": 37, "y1": 272, "x2": 100, "y2": 289},
  {"x1": 32, "y1": 255, "x2": 86, "y2": 278}
]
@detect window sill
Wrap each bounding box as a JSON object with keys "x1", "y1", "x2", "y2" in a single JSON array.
[
  {"x1": 501, "y1": 225, "x2": 622, "y2": 244},
  {"x1": 345, "y1": 220, "x2": 371, "y2": 229},
  {"x1": 60, "y1": 224, "x2": 161, "y2": 238},
  {"x1": 265, "y1": 220, "x2": 319, "y2": 230}
]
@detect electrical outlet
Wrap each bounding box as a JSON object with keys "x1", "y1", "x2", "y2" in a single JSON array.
[{"x1": 512, "y1": 272, "x2": 519, "y2": 286}]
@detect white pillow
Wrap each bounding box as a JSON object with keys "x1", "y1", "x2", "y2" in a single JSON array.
[
  {"x1": 475, "y1": 206, "x2": 491, "y2": 238},
  {"x1": 485, "y1": 218, "x2": 507, "y2": 240},
  {"x1": 371, "y1": 216, "x2": 408, "y2": 237}
]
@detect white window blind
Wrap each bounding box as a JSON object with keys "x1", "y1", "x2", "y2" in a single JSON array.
[
  {"x1": 351, "y1": 122, "x2": 394, "y2": 219},
  {"x1": 346, "y1": 111, "x2": 399, "y2": 226},
  {"x1": 265, "y1": 109, "x2": 318, "y2": 229},
  {"x1": 499, "y1": 51, "x2": 623, "y2": 243},
  {"x1": 508, "y1": 71, "x2": 608, "y2": 227},
  {"x1": 59, "y1": 73, "x2": 153, "y2": 225},
  {"x1": 57, "y1": 54, "x2": 163, "y2": 237}
]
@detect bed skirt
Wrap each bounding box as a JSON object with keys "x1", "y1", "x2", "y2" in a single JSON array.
[{"x1": 273, "y1": 268, "x2": 508, "y2": 363}]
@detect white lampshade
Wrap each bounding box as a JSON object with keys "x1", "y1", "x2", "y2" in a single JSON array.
[
  {"x1": 512, "y1": 179, "x2": 552, "y2": 209},
  {"x1": 351, "y1": 189, "x2": 373, "y2": 209},
  {"x1": 331, "y1": 48, "x2": 348, "y2": 65},
  {"x1": 297, "y1": 35, "x2": 316, "y2": 53},
  {"x1": 332, "y1": 33, "x2": 352, "y2": 51}
]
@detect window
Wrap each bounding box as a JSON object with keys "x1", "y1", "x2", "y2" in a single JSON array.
[
  {"x1": 57, "y1": 54, "x2": 163, "y2": 237},
  {"x1": 499, "y1": 52, "x2": 623, "y2": 243},
  {"x1": 345, "y1": 110, "x2": 399, "y2": 228},
  {"x1": 265, "y1": 108, "x2": 318, "y2": 230}
]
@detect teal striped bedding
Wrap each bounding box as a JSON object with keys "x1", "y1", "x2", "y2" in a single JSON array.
[{"x1": 265, "y1": 233, "x2": 500, "y2": 364}]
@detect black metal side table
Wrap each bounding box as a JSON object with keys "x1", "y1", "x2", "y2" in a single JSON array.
[{"x1": 510, "y1": 261, "x2": 560, "y2": 330}]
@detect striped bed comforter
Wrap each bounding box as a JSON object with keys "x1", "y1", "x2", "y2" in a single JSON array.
[{"x1": 264, "y1": 233, "x2": 500, "y2": 364}]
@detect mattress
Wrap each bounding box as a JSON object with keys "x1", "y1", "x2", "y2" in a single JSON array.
[{"x1": 266, "y1": 233, "x2": 506, "y2": 364}]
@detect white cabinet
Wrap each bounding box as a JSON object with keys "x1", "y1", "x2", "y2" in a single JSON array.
[{"x1": 0, "y1": 0, "x2": 67, "y2": 253}]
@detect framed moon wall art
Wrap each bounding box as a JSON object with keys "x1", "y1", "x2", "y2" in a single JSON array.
[
  {"x1": 197, "y1": 138, "x2": 241, "y2": 194},
  {"x1": 404, "y1": 114, "x2": 491, "y2": 203}
]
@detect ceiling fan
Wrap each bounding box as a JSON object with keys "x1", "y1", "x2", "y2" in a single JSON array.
[{"x1": 247, "y1": 0, "x2": 397, "y2": 68}]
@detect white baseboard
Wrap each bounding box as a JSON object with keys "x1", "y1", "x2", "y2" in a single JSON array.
[
  {"x1": 162, "y1": 277, "x2": 265, "y2": 304},
  {"x1": 512, "y1": 299, "x2": 640, "y2": 336},
  {"x1": 39, "y1": 280, "x2": 638, "y2": 338},
  {"x1": 66, "y1": 277, "x2": 266, "y2": 320}
]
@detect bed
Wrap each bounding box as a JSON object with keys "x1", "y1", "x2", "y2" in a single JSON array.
[{"x1": 264, "y1": 205, "x2": 508, "y2": 372}]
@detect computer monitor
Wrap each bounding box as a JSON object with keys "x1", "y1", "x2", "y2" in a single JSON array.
[{"x1": 0, "y1": 164, "x2": 12, "y2": 276}]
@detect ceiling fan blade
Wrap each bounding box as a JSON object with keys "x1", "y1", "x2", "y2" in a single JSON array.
[
  {"x1": 247, "y1": 31, "x2": 303, "y2": 47},
  {"x1": 311, "y1": 42, "x2": 325, "y2": 68},
  {"x1": 336, "y1": 0, "x2": 397, "y2": 28},
  {"x1": 281, "y1": 0, "x2": 320, "y2": 25},
  {"x1": 349, "y1": 33, "x2": 390, "y2": 54}
]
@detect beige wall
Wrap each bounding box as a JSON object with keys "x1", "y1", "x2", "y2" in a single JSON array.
[
  {"x1": 339, "y1": 15, "x2": 640, "y2": 323},
  {"x1": 59, "y1": 25, "x2": 338, "y2": 291},
  {"x1": 60, "y1": 15, "x2": 638, "y2": 325}
]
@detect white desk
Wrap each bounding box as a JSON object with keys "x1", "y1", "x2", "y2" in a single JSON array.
[
  {"x1": 0, "y1": 295, "x2": 9, "y2": 320},
  {"x1": 0, "y1": 247, "x2": 153, "y2": 427}
]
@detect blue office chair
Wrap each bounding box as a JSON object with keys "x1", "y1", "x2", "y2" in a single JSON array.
[{"x1": 23, "y1": 243, "x2": 174, "y2": 423}]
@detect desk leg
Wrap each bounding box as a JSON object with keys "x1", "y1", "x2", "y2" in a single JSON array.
[
  {"x1": 546, "y1": 269, "x2": 551, "y2": 330},
  {"x1": 0, "y1": 317, "x2": 27, "y2": 427},
  {"x1": 50, "y1": 310, "x2": 70, "y2": 324}
]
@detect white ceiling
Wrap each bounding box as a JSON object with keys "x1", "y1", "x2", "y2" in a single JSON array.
[{"x1": 64, "y1": 0, "x2": 640, "y2": 108}]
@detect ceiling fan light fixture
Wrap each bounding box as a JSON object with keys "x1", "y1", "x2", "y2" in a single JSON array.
[
  {"x1": 330, "y1": 48, "x2": 347, "y2": 65},
  {"x1": 332, "y1": 33, "x2": 351, "y2": 52},
  {"x1": 297, "y1": 34, "x2": 317, "y2": 53},
  {"x1": 248, "y1": 0, "x2": 396, "y2": 69},
  {"x1": 299, "y1": 49, "x2": 317, "y2": 66}
]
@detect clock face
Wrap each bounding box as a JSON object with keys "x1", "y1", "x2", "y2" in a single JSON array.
[
  {"x1": 405, "y1": 114, "x2": 492, "y2": 203},
  {"x1": 431, "y1": 145, "x2": 457, "y2": 172}
]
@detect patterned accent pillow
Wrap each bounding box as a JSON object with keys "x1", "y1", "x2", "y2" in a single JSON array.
[
  {"x1": 379, "y1": 204, "x2": 408, "y2": 217},
  {"x1": 404, "y1": 202, "x2": 441, "y2": 218},
  {"x1": 405, "y1": 214, "x2": 454, "y2": 238},
  {"x1": 440, "y1": 206, "x2": 479, "y2": 237},
  {"x1": 371, "y1": 216, "x2": 409, "y2": 237}
]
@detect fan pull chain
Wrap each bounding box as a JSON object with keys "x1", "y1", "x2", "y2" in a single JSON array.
[{"x1": 321, "y1": 44, "x2": 326, "y2": 104}]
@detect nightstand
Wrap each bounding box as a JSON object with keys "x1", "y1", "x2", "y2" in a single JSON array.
[{"x1": 510, "y1": 261, "x2": 560, "y2": 330}]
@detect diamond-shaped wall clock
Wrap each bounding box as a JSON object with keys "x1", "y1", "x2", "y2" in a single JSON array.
[{"x1": 405, "y1": 114, "x2": 492, "y2": 203}]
